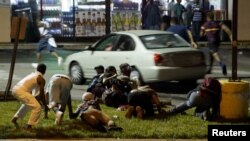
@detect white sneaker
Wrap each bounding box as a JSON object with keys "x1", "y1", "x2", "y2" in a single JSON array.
[
  {"x1": 55, "y1": 111, "x2": 63, "y2": 125},
  {"x1": 57, "y1": 57, "x2": 63, "y2": 66},
  {"x1": 47, "y1": 102, "x2": 56, "y2": 109},
  {"x1": 31, "y1": 63, "x2": 38, "y2": 69}
]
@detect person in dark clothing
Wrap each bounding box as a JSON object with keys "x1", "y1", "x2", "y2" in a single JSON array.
[
  {"x1": 164, "y1": 77, "x2": 222, "y2": 121},
  {"x1": 125, "y1": 90, "x2": 155, "y2": 119},
  {"x1": 102, "y1": 78, "x2": 128, "y2": 108},
  {"x1": 124, "y1": 78, "x2": 165, "y2": 119},
  {"x1": 200, "y1": 12, "x2": 232, "y2": 75},
  {"x1": 142, "y1": 0, "x2": 161, "y2": 30},
  {"x1": 167, "y1": 17, "x2": 197, "y2": 48},
  {"x1": 87, "y1": 65, "x2": 105, "y2": 98}
]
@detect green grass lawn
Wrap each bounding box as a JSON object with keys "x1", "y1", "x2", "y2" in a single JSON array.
[{"x1": 0, "y1": 100, "x2": 248, "y2": 139}]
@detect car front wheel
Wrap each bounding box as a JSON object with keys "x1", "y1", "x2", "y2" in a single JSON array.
[{"x1": 69, "y1": 62, "x2": 85, "y2": 85}]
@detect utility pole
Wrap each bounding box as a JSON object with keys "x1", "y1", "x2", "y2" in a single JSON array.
[
  {"x1": 4, "y1": 9, "x2": 28, "y2": 100},
  {"x1": 105, "y1": 0, "x2": 111, "y2": 35},
  {"x1": 231, "y1": 0, "x2": 238, "y2": 81}
]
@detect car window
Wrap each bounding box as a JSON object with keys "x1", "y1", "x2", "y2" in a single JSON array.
[
  {"x1": 95, "y1": 35, "x2": 120, "y2": 51},
  {"x1": 115, "y1": 35, "x2": 135, "y2": 51},
  {"x1": 140, "y1": 34, "x2": 191, "y2": 49}
]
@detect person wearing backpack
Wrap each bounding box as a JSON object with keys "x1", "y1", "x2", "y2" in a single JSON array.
[{"x1": 164, "y1": 77, "x2": 222, "y2": 121}]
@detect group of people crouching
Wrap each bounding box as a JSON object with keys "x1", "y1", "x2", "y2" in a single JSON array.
[{"x1": 10, "y1": 63, "x2": 222, "y2": 132}]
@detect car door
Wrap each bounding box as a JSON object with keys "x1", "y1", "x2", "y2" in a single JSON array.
[
  {"x1": 83, "y1": 34, "x2": 121, "y2": 77},
  {"x1": 103, "y1": 35, "x2": 136, "y2": 71}
]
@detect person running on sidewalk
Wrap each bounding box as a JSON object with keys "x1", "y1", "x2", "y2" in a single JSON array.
[
  {"x1": 200, "y1": 12, "x2": 232, "y2": 75},
  {"x1": 11, "y1": 64, "x2": 48, "y2": 130},
  {"x1": 45, "y1": 74, "x2": 74, "y2": 125},
  {"x1": 32, "y1": 21, "x2": 63, "y2": 68}
]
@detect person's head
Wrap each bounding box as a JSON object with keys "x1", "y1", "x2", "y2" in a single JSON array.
[
  {"x1": 94, "y1": 65, "x2": 104, "y2": 74},
  {"x1": 177, "y1": 0, "x2": 182, "y2": 4},
  {"x1": 119, "y1": 63, "x2": 131, "y2": 76},
  {"x1": 200, "y1": 77, "x2": 221, "y2": 96},
  {"x1": 37, "y1": 63, "x2": 46, "y2": 75},
  {"x1": 194, "y1": 0, "x2": 199, "y2": 4},
  {"x1": 170, "y1": 17, "x2": 179, "y2": 25},
  {"x1": 206, "y1": 12, "x2": 214, "y2": 21},
  {"x1": 105, "y1": 66, "x2": 117, "y2": 75},
  {"x1": 82, "y1": 92, "x2": 94, "y2": 102}
]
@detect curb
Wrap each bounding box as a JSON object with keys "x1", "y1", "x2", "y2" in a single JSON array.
[
  {"x1": 0, "y1": 43, "x2": 92, "y2": 50},
  {"x1": 0, "y1": 91, "x2": 16, "y2": 101}
]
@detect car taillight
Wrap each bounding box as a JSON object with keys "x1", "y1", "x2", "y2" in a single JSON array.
[{"x1": 154, "y1": 53, "x2": 163, "y2": 65}]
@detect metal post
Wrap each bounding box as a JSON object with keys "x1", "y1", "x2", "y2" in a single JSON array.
[
  {"x1": 231, "y1": 0, "x2": 238, "y2": 81},
  {"x1": 105, "y1": 0, "x2": 111, "y2": 35},
  {"x1": 4, "y1": 18, "x2": 22, "y2": 100},
  {"x1": 73, "y1": 0, "x2": 76, "y2": 39},
  {"x1": 40, "y1": 0, "x2": 43, "y2": 20}
]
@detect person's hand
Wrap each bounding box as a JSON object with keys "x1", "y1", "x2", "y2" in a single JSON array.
[{"x1": 191, "y1": 42, "x2": 198, "y2": 49}]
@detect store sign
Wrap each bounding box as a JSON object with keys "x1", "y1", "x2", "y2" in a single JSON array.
[{"x1": 0, "y1": 0, "x2": 10, "y2": 7}]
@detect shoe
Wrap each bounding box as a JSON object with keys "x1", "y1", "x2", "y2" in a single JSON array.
[
  {"x1": 222, "y1": 65, "x2": 227, "y2": 75},
  {"x1": 47, "y1": 102, "x2": 56, "y2": 109},
  {"x1": 136, "y1": 106, "x2": 143, "y2": 119},
  {"x1": 11, "y1": 117, "x2": 19, "y2": 129},
  {"x1": 23, "y1": 124, "x2": 32, "y2": 131},
  {"x1": 125, "y1": 106, "x2": 134, "y2": 119},
  {"x1": 57, "y1": 57, "x2": 63, "y2": 66},
  {"x1": 106, "y1": 126, "x2": 123, "y2": 131},
  {"x1": 55, "y1": 111, "x2": 63, "y2": 125},
  {"x1": 31, "y1": 63, "x2": 38, "y2": 69}
]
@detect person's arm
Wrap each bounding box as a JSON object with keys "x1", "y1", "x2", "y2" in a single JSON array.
[
  {"x1": 187, "y1": 29, "x2": 198, "y2": 48},
  {"x1": 103, "y1": 73, "x2": 117, "y2": 85},
  {"x1": 200, "y1": 25, "x2": 205, "y2": 37},
  {"x1": 221, "y1": 24, "x2": 232, "y2": 41},
  {"x1": 37, "y1": 75, "x2": 49, "y2": 115}
]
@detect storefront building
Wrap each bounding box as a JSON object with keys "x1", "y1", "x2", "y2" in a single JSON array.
[{"x1": 0, "y1": 0, "x2": 238, "y2": 43}]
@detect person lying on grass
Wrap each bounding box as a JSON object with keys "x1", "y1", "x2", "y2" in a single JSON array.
[
  {"x1": 71, "y1": 92, "x2": 123, "y2": 132},
  {"x1": 116, "y1": 75, "x2": 166, "y2": 119}
]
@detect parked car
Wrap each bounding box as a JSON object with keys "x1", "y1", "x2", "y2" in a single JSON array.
[{"x1": 64, "y1": 30, "x2": 206, "y2": 85}]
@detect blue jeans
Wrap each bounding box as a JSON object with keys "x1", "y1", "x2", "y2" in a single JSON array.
[{"x1": 36, "y1": 35, "x2": 55, "y2": 53}]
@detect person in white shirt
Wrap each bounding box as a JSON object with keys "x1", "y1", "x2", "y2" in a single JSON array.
[
  {"x1": 45, "y1": 74, "x2": 73, "y2": 125},
  {"x1": 11, "y1": 64, "x2": 48, "y2": 130}
]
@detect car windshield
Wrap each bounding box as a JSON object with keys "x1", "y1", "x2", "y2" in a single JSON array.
[{"x1": 140, "y1": 34, "x2": 191, "y2": 49}]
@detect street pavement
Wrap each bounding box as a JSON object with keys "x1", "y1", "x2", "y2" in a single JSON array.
[{"x1": 1, "y1": 46, "x2": 250, "y2": 105}]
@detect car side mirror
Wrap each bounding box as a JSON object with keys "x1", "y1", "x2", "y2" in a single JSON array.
[{"x1": 86, "y1": 45, "x2": 95, "y2": 51}]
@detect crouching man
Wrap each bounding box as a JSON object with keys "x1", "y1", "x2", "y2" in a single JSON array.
[{"x1": 45, "y1": 74, "x2": 74, "y2": 125}]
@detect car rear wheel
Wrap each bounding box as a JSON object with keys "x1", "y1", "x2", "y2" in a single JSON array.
[{"x1": 69, "y1": 62, "x2": 86, "y2": 85}]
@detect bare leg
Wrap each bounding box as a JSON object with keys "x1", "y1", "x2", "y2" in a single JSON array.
[
  {"x1": 50, "y1": 51, "x2": 60, "y2": 59},
  {"x1": 51, "y1": 51, "x2": 63, "y2": 66},
  {"x1": 36, "y1": 52, "x2": 42, "y2": 63}
]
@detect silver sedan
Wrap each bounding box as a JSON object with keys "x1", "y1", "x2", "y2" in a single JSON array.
[{"x1": 64, "y1": 30, "x2": 206, "y2": 85}]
